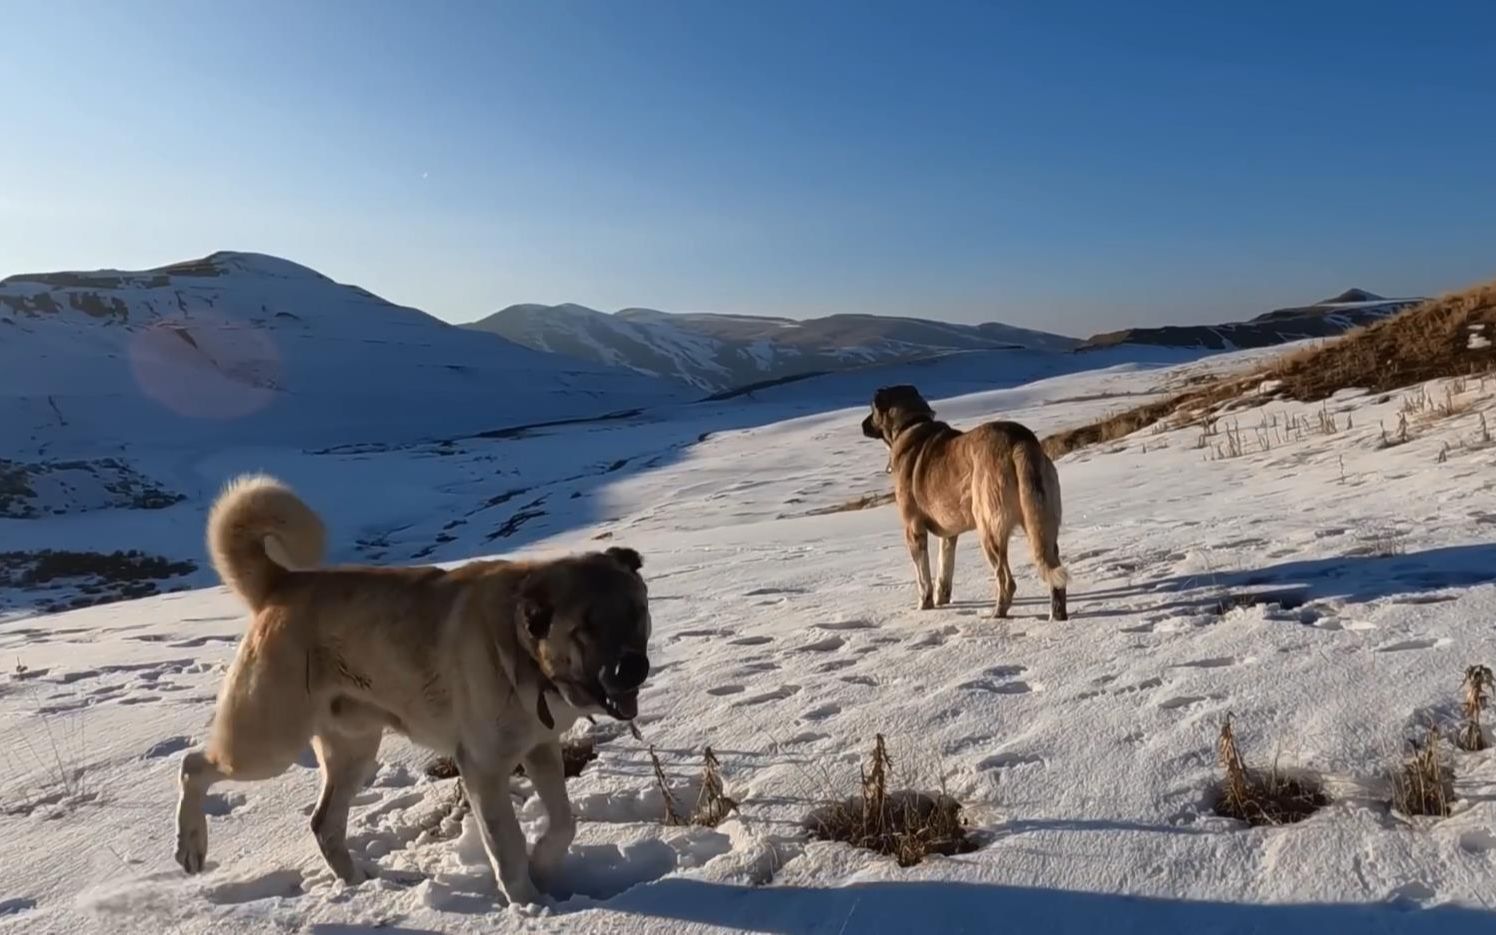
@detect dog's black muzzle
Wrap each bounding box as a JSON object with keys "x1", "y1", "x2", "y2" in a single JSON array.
[
  {"x1": 595, "y1": 650, "x2": 649, "y2": 721},
  {"x1": 601, "y1": 650, "x2": 650, "y2": 694}
]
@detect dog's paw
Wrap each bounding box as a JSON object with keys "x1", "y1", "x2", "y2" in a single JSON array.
[
  {"x1": 175, "y1": 826, "x2": 207, "y2": 874},
  {"x1": 502, "y1": 877, "x2": 547, "y2": 910},
  {"x1": 918, "y1": 595, "x2": 935, "y2": 611},
  {"x1": 934, "y1": 590, "x2": 952, "y2": 607}
]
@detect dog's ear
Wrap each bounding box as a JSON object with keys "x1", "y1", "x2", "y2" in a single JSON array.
[
  {"x1": 518, "y1": 576, "x2": 552, "y2": 639},
  {"x1": 605, "y1": 546, "x2": 643, "y2": 572}
]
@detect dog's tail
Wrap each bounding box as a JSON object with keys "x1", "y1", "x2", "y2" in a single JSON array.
[
  {"x1": 207, "y1": 473, "x2": 326, "y2": 612},
  {"x1": 1015, "y1": 444, "x2": 1069, "y2": 590}
]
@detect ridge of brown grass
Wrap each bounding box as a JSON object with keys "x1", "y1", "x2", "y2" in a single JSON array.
[{"x1": 1043, "y1": 279, "x2": 1496, "y2": 459}]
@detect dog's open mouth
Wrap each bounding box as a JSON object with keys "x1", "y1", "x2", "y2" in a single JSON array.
[
  {"x1": 595, "y1": 688, "x2": 637, "y2": 718},
  {"x1": 599, "y1": 690, "x2": 638, "y2": 721}
]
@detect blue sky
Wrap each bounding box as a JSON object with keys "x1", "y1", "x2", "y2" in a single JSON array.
[{"x1": 4, "y1": 1, "x2": 1494, "y2": 336}]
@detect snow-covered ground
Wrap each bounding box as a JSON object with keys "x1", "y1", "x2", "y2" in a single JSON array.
[{"x1": 5, "y1": 347, "x2": 1496, "y2": 933}]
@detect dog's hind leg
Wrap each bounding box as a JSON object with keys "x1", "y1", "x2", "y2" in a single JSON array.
[
  {"x1": 978, "y1": 523, "x2": 1017, "y2": 618},
  {"x1": 175, "y1": 639, "x2": 313, "y2": 874},
  {"x1": 174, "y1": 749, "x2": 224, "y2": 874},
  {"x1": 457, "y1": 747, "x2": 543, "y2": 907},
  {"x1": 905, "y1": 526, "x2": 934, "y2": 610},
  {"x1": 522, "y1": 742, "x2": 576, "y2": 896},
  {"x1": 309, "y1": 726, "x2": 383, "y2": 884},
  {"x1": 935, "y1": 536, "x2": 958, "y2": 606}
]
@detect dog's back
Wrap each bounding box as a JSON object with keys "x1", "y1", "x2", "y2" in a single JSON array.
[{"x1": 958, "y1": 421, "x2": 1067, "y2": 589}]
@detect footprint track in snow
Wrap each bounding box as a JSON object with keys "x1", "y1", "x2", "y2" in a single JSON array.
[
  {"x1": 707, "y1": 685, "x2": 746, "y2": 696},
  {"x1": 734, "y1": 685, "x2": 801, "y2": 707},
  {"x1": 979, "y1": 752, "x2": 1044, "y2": 771},
  {"x1": 204, "y1": 869, "x2": 305, "y2": 905},
  {"x1": 1170, "y1": 656, "x2": 1240, "y2": 670},
  {"x1": 1158, "y1": 695, "x2": 1211, "y2": 710},
  {"x1": 959, "y1": 678, "x2": 1038, "y2": 695},
  {"x1": 1375, "y1": 637, "x2": 1452, "y2": 653},
  {"x1": 800, "y1": 703, "x2": 841, "y2": 721},
  {"x1": 814, "y1": 619, "x2": 876, "y2": 631},
  {"x1": 815, "y1": 659, "x2": 856, "y2": 673},
  {"x1": 728, "y1": 636, "x2": 773, "y2": 647},
  {"x1": 204, "y1": 792, "x2": 246, "y2": 817},
  {"x1": 796, "y1": 635, "x2": 845, "y2": 653},
  {"x1": 146, "y1": 736, "x2": 193, "y2": 758}
]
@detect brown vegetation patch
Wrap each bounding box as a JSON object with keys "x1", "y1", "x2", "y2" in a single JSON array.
[
  {"x1": 798, "y1": 491, "x2": 894, "y2": 517},
  {"x1": 649, "y1": 745, "x2": 739, "y2": 828},
  {"x1": 1211, "y1": 715, "x2": 1328, "y2": 826},
  {"x1": 1044, "y1": 280, "x2": 1496, "y2": 458},
  {"x1": 804, "y1": 734, "x2": 975, "y2": 866},
  {"x1": 1392, "y1": 725, "x2": 1454, "y2": 818},
  {"x1": 1458, "y1": 665, "x2": 1494, "y2": 752}
]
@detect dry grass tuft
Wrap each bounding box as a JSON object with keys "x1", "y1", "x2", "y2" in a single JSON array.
[
  {"x1": 1211, "y1": 714, "x2": 1328, "y2": 826},
  {"x1": 804, "y1": 734, "x2": 976, "y2": 866},
  {"x1": 648, "y1": 744, "x2": 687, "y2": 826},
  {"x1": 1392, "y1": 725, "x2": 1454, "y2": 818},
  {"x1": 1044, "y1": 278, "x2": 1496, "y2": 458},
  {"x1": 1458, "y1": 665, "x2": 1494, "y2": 753},
  {"x1": 646, "y1": 745, "x2": 737, "y2": 827},
  {"x1": 800, "y1": 491, "x2": 895, "y2": 516}
]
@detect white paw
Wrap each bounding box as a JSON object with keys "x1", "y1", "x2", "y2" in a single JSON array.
[{"x1": 175, "y1": 814, "x2": 207, "y2": 874}]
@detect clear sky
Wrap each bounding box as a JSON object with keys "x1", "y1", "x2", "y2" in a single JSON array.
[{"x1": 4, "y1": 1, "x2": 1494, "y2": 336}]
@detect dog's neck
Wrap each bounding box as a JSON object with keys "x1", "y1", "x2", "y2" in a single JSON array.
[
  {"x1": 887, "y1": 412, "x2": 933, "y2": 440},
  {"x1": 883, "y1": 413, "x2": 935, "y2": 472},
  {"x1": 484, "y1": 595, "x2": 562, "y2": 732}
]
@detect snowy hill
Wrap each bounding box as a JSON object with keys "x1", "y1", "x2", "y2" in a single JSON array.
[
  {"x1": 4, "y1": 344, "x2": 1496, "y2": 933},
  {"x1": 0, "y1": 252, "x2": 692, "y2": 460},
  {"x1": 1080, "y1": 288, "x2": 1426, "y2": 352},
  {"x1": 465, "y1": 302, "x2": 1081, "y2": 392}
]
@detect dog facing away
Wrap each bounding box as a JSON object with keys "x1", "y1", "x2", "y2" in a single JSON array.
[
  {"x1": 861, "y1": 385, "x2": 1069, "y2": 621},
  {"x1": 173, "y1": 474, "x2": 652, "y2": 907}
]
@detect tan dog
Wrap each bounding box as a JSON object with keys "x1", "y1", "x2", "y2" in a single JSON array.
[
  {"x1": 172, "y1": 474, "x2": 652, "y2": 907},
  {"x1": 861, "y1": 385, "x2": 1069, "y2": 621}
]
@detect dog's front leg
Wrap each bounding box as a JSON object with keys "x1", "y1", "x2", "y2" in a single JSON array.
[
  {"x1": 456, "y1": 747, "x2": 543, "y2": 908},
  {"x1": 905, "y1": 525, "x2": 933, "y2": 610},
  {"x1": 935, "y1": 535, "x2": 957, "y2": 606},
  {"x1": 521, "y1": 742, "x2": 575, "y2": 896}
]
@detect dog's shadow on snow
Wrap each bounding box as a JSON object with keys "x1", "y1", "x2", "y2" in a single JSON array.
[
  {"x1": 1055, "y1": 543, "x2": 1496, "y2": 618},
  {"x1": 603, "y1": 877, "x2": 1494, "y2": 934}
]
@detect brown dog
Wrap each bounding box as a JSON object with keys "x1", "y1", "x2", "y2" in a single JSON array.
[
  {"x1": 172, "y1": 474, "x2": 652, "y2": 907},
  {"x1": 861, "y1": 385, "x2": 1069, "y2": 621}
]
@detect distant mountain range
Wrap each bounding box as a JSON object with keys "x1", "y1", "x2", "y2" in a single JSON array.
[
  {"x1": 0, "y1": 249, "x2": 1429, "y2": 455},
  {"x1": 1078, "y1": 289, "x2": 1426, "y2": 352},
  {"x1": 465, "y1": 304, "x2": 1081, "y2": 392},
  {"x1": 0, "y1": 252, "x2": 690, "y2": 459}
]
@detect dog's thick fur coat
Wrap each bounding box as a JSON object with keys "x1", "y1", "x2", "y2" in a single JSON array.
[
  {"x1": 174, "y1": 474, "x2": 652, "y2": 906},
  {"x1": 862, "y1": 385, "x2": 1069, "y2": 620}
]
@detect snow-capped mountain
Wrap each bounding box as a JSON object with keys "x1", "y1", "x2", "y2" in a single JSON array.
[
  {"x1": 1079, "y1": 288, "x2": 1426, "y2": 352},
  {"x1": 0, "y1": 252, "x2": 692, "y2": 459},
  {"x1": 464, "y1": 303, "x2": 1081, "y2": 392}
]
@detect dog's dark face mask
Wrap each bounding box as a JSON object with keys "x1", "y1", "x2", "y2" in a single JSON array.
[
  {"x1": 516, "y1": 547, "x2": 652, "y2": 723},
  {"x1": 862, "y1": 385, "x2": 933, "y2": 472}
]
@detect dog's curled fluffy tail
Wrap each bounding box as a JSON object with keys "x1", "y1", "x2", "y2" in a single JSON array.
[
  {"x1": 207, "y1": 474, "x2": 326, "y2": 612},
  {"x1": 1015, "y1": 447, "x2": 1069, "y2": 590}
]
